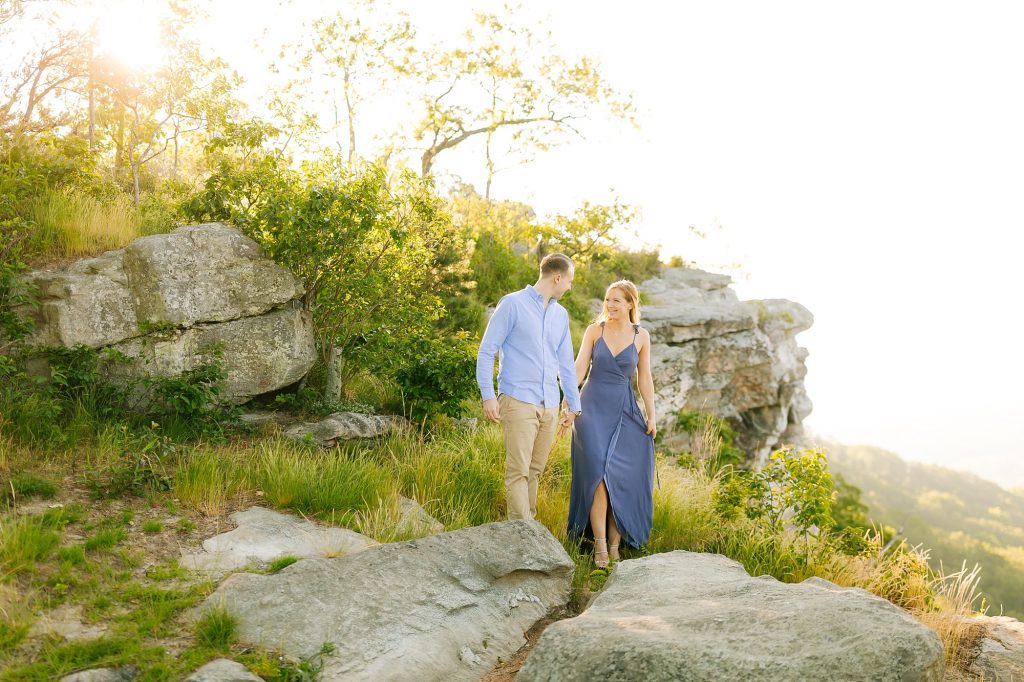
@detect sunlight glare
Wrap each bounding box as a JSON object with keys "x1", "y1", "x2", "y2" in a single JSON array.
[{"x1": 93, "y1": 1, "x2": 166, "y2": 73}]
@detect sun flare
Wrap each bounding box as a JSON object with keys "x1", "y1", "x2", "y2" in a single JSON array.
[{"x1": 93, "y1": 1, "x2": 167, "y2": 73}]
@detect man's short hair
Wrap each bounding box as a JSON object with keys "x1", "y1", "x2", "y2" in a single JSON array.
[{"x1": 540, "y1": 253, "x2": 574, "y2": 277}]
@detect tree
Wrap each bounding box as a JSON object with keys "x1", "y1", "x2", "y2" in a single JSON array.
[
  {"x1": 413, "y1": 8, "x2": 635, "y2": 188},
  {"x1": 90, "y1": 19, "x2": 243, "y2": 205},
  {"x1": 183, "y1": 150, "x2": 463, "y2": 390},
  {"x1": 0, "y1": 4, "x2": 90, "y2": 140},
  {"x1": 281, "y1": 0, "x2": 415, "y2": 165}
]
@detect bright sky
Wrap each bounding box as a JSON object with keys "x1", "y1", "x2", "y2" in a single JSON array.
[{"x1": 83, "y1": 0, "x2": 1024, "y2": 487}]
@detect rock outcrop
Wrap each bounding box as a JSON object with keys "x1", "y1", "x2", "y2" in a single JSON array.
[
  {"x1": 283, "y1": 411, "x2": 409, "y2": 446},
  {"x1": 640, "y1": 267, "x2": 813, "y2": 465},
  {"x1": 519, "y1": 551, "x2": 943, "y2": 682},
  {"x1": 194, "y1": 520, "x2": 574, "y2": 682},
  {"x1": 180, "y1": 507, "x2": 377, "y2": 574},
  {"x1": 20, "y1": 223, "x2": 316, "y2": 403},
  {"x1": 966, "y1": 615, "x2": 1024, "y2": 681}
]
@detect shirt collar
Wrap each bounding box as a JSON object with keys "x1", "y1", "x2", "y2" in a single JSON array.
[{"x1": 525, "y1": 284, "x2": 545, "y2": 303}]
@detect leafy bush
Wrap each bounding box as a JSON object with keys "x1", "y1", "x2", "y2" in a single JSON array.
[
  {"x1": 143, "y1": 349, "x2": 239, "y2": 440},
  {"x1": 87, "y1": 426, "x2": 174, "y2": 499},
  {"x1": 715, "y1": 447, "x2": 836, "y2": 537},
  {"x1": 393, "y1": 331, "x2": 478, "y2": 422}
]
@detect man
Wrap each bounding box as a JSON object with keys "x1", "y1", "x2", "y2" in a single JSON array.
[{"x1": 476, "y1": 253, "x2": 583, "y2": 521}]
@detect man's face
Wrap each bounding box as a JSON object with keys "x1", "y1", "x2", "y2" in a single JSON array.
[{"x1": 554, "y1": 267, "x2": 574, "y2": 298}]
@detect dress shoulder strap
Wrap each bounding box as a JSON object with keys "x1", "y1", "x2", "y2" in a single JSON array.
[
  {"x1": 600, "y1": 321, "x2": 606, "y2": 337},
  {"x1": 632, "y1": 323, "x2": 639, "y2": 338}
]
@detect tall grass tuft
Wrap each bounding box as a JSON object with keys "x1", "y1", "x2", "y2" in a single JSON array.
[
  {"x1": 915, "y1": 561, "x2": 988, "y2": 673},
  {"x1": 173, "y1": 447, "x2": 247, "y2": 517},
  {"x1": 194, "y1": 605, "x2": 237, "y2": 650},
  {"x1": 0, "y1": 514, "x2": 61, "y2": 576},
  {"x1": 252, "y1": 439, "x2": 399, "y2": 519},
  {"x1": 29, "y1": 187, "x2": 142, "y2": 259}
]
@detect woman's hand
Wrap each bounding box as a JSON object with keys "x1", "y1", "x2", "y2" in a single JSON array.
[{"x1": 646, "y1": 414, "x2": 657, "y2": 439}]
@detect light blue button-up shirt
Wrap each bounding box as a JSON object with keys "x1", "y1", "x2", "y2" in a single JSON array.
[{"x1": 476, "y1": 285, "x2": 582, "y2": 413}]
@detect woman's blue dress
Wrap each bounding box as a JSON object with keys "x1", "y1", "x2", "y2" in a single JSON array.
[{"x1": 568, "y1": 323, "x2": 656, "y2": 548}]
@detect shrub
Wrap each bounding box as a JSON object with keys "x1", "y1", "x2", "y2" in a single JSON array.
[{"x1": 392, "y1": 331, "x2": 478, "y2": 422}]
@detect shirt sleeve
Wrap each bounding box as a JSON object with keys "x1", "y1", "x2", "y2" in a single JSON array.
[
  {"x1": 556, "y1": 314, "x2": 582, "y2": 413},
  {"x1": 476, "y1": 296, "x2": 514, "y2": 401}
]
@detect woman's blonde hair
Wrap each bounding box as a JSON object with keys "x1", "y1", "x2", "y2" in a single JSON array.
[{"x1": 597, "y1": 280, "x2": 641, "y2": 325}]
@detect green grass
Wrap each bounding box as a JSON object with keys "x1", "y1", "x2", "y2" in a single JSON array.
[
  {"x1": 268, "y1": 555, "x2": 299, "y2": 573},
  {"x1": 83, "y1": 527, "x2": 127, "y2": 552},
  {"x1": 0, "y1": 514, "x2": 61, "y2": 576},
  {"x1": 1, "y1": 474, "x2": 58, "y2": 502},
  {"x1": 26, "y1": 186, "x2": 143, "y2": 260},
  {"x1": 141, "y1": 520, "x2": 163, "y2": 534},
  {"x1": 194, "y1": 605, "x2": 237, "y2": 650}
]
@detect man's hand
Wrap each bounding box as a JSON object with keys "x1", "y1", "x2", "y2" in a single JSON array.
[
  {"x1": 557, "y1": 409, "x2": 577, "y2": 438},
  {"x1": 483, "y1": 398, "x2": 501, "y2": 423}
]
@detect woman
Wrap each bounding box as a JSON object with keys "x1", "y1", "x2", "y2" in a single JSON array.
[{"x1": 564, "y1": 280, "x2": 657, "y2": 567}]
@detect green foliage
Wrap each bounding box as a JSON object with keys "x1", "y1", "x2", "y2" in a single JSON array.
[
  {"x1": 715, "y1": 448, "x2": 835, "y2": 537},
  {"x1": 253, "y1": 439, "x2": 400, "y2": 519},
  {"x1": 2, "y1": 473, "x2": 57, "y2": 502},
  {"x1": 84, "y1": 527, "x2": 127, "y2": 552},
  {"x1": 141, "y1": 520, "x2": 163, "y2": 534},
  {"x1": 268, "y1": 555, "x2": 299, "y2": 573},
  {"x1": 183, "y1": 154, "x2": 464, "y2": 372},
  {"x1": 829, "y1": 443, "x2": 1024, "y2": 619},
  {"x1": 673, "y1": 409, "x2": 746, "y2": 474},
  {"x1": 393, "y1": 331, "x2": 478, "y2": 422},
  {"x1": 0, "y1": 514, "x2": 61, "y2": 575},
  {"x1": 143, "y1": 350, "x2": 239, "y2": 440},
  {"x1": 87, "y1": 426, "x2": 174, "y2": 499},
  {"x1": 194, "y1": 606, "x2": 237, "y2": 650},
  {"x1": 271, "y1": 386, "x2": 376, "y2": 418},
  {"x1": 832, "y1": 473, "x2": 870, "y2": 532}
]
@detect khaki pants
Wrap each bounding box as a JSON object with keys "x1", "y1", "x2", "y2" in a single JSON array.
[{"x1": 498, "y1": 394, "x2": 559, "y2": 520}]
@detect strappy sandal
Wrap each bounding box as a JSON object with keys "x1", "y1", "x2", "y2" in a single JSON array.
[
  {"x1": 593, "y1": 537, "x2": 609, "y2": 568},
  {"x1": 609, "y1": 542, "x2": 620, "y2": 562}
]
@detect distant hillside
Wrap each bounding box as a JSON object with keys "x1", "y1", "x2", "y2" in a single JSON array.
[{"x1": 823, "y1": 442, "x2": 1024, "y2": 619}]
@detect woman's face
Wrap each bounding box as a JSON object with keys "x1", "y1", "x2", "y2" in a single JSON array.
[{"x1": 605, "y1": 288, "x2": 632, "y2": 320}]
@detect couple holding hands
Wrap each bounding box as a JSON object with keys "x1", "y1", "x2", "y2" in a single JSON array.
[{"x1": 476, "y1": 253, "x2": 657, "y2": 567}]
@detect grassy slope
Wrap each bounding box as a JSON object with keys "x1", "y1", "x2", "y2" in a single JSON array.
[{"x1": 826, "y1": 441, "x2": 1024, "y2": 619}]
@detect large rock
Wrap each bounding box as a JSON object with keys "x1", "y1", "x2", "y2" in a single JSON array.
[
  {"x1": 59, "y1": 668, "x2": 137, "y2": 682},
  {"x1": 184, "y1": 659, "x2": 265, "y2": 682},
  {"x1": 195, "y1": 520, "x2": 574, "y2": 682},
  {"x1": 180, "y1": 507, "x2": 377, "y2": 574},
  {"x1": 640, "y1": 267, "x2": 814, "y2": 465},
  {"x1": 109, "y1": 303, "x2": 315, "y2": 403},
  {"x1": 123, "y1": 224, "x2": 303, "y2": 327},
  {"x1": 519, "y1": 551, "x2": 944, "y2": 682},
  {"x1": 18, "y1": 223, "x2": 315, "y2": 403},
  {"x1": 968, "y1": 615, "x2": 1024, "y2": 681},
  {"x1": 283, "y1": 411, "x2": 409, "y2": 446},
  {"x1": 22, "y1": 250, "x2": 139, "y2": 348}
]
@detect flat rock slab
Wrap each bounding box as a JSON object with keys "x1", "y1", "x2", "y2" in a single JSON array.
[
  {"x1": 184, "y1": 659, "x2": 265, "y2": 681},
  {"x1": 519, "y1": 551, "x2": 944, "y2": 682},
  {"x1": 180, "y1": 507, "x2": 376, "y2": 574},
  {"x1": 969, "y1": 615, "x2": 1024, "y2": 681},
  {"x1": 283, "y1": 412, "x2": 409, "y2": 446},
  {"x1": 60, "y1": 667, "x2": 137, "y2": 682},
  {"x1": 195, "y1": 520, "x2": 574, "y2": 682}
]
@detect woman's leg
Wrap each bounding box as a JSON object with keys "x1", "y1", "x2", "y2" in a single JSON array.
[
  {"x1": 590, "y1": 480, "x2": 610, "y2": 566},
  {"x1": 607, "y1": 511, "x2": 621, "y2": 560}
]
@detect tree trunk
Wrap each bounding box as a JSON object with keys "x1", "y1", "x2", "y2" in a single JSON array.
[{"x1": 325, "y1": 345, "x2": 345, "y2": 403}]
